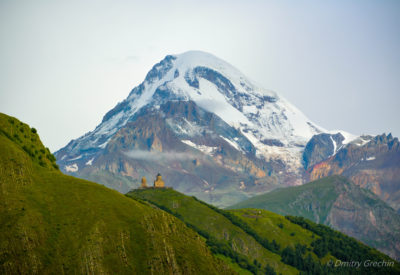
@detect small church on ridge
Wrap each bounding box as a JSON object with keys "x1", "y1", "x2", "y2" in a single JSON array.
[{"x1": 140, "y1": 173, "x2": 166, "y2": 188}]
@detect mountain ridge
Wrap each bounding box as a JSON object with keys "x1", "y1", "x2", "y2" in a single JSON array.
[{"x1": 305, "y1": 133, "x2": 400, "y2": 211}]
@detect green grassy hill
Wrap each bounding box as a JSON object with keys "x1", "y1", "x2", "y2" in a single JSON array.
[
  {"x1": 128, "y1": 188, "x2": 298, "y2": 275},
  {"x1": 0, "y1": 113, "x2": 233, "y2": 275},
  {"x1": 228, "y1": 209, "x2": 329, "y2": 262},
  {"x1": 230, "y1": 176, "x2": 340, "y2": 222},
  {"x1": 128, "y1": 188, "x2": 400, "y2": 274},
  {"x1": 0, "y1": 114, "x2": 58, "y2": 170},
  {"x1": 229, "y1": 175, "x2": 400, "y2": 261}
]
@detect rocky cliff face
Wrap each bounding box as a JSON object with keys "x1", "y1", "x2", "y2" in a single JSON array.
[
  {"x1": 303, "y1": 133, "x2": 345, "y2": 169},
  {"x1": 306, "y1": 133, "x2": 400, "y2": 211},
  {"x1": 60, "y1": 100, "x2": 288, "y2": 207},
  {"x1": 326, "y1": 178, "x2": 400, "y2": 260}
]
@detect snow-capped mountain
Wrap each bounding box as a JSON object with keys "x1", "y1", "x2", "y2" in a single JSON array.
[
  {"x1": 55, "y1": 51, "x2": 359, "y2": 206},
  {"x1": 59, "y1": 52, "x2": 325, "y2": 165}
]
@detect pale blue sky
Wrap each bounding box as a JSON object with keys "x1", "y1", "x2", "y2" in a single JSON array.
[{"x1": 1, "y1": 0, "x2": 399, "y2": 151}]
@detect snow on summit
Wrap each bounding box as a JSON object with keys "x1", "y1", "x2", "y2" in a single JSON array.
[{"x1": 57, "y1": 51, "x2": 347, "y2": 170}]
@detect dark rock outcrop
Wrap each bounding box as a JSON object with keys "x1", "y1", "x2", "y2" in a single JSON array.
[{"x1": 303, "y1": 133, "x2": 344, "y2": 169}]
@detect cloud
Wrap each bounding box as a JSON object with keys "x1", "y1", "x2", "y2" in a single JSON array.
[{"x1": 123, "y1": 150, "x2": 200, "y2": 161}]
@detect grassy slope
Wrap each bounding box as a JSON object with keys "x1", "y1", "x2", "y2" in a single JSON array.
[
  {"x1": 127, "y1": 188, "x2": 299, "y2": 275},
  {"x1": 229, "y1": 176, "x2": 339, "y2": 223},
  {"x1": 128, "y1": 184, "x2": 400, "y2": 274},
  {"x1": 230, "y1": 175, "x2": 400, "y2": 264},
  {"x1": 228, "y1": 209, "x2": 334, "y2": 264},
  {"x1": 0, "y1": 114, "x2": 58, "y2": 170},
  {"x1": 0, "y1": 113, "x2": 233, "y2": 275}
]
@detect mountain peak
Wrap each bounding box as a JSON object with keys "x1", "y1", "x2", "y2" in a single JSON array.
[
  {"x1": 96, "y1": 51, "x2": 324, "y2": 151},
  {"x1": 56, "y1": 52, "x2": 339, "y2": 188},
  {"x1": 173, "y1": 50, "x2": 241, "y2": 75}
]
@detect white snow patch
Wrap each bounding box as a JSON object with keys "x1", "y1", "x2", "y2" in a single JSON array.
[
  {"x1": 240, "y1": 130, "x2": 303, "y2": 172},
  {"x1": 98, "y1": 140, "x2": 109, "y2": 149},
  {"x1": 181, "y1": 139, "x2": 217, "y2": 155},
  {"x1": 329, "y1": 130, "x2": 358, "y2": 144},
  {"x1": 96, "y1": 111, "x2": 123, "y2": 136},
  {"x1": 192, "y1": 78, "x2": 250, "y2": 127},
  {"x1": 330, "y1": 136, "x2": 337, "y2": 156},
  {"x1": 220, "y1": 136, "x2": 241, "y2": 151},
  {"x1": 242, "y1": 105, "x2": 258, "y2": 114},
  {"x1": 86, "y1": 157, "x2": 95, "y2": 166},
  {"x1": 181, "y1": 139, "x2": 197, "y2": 147},
  {"x1": 279, "y1": 98, "x2": 324, "y2": 141},
  {"x1": 68, "y1": 155, "x2": 82, "y2": 161},
  {"x1": 366, "y1": 156, "x2": 376, "y2": 161},
  {"x1": 351, "y1": 136, "x2": 372, "y2": 147},
  {"x1": 65, "y1": 163, "x2": 78, "y2": 172}
]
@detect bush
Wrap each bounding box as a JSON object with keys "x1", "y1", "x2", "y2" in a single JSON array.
[
  {"x1": 46, "y1": 154, "x2": 56, "y2": 162},
  {"x1": 22, "y1": 145, "x2": 34, "y2": 157},
  {"x1": 31, "y1": 127, "x2": 37, "y2": 134},
  {"x1": 13, "y1": 133, "x2": 22, "y2": 142},
  {"x1": 264, "y1": 264, "x2": 277, "y2": 275}
]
